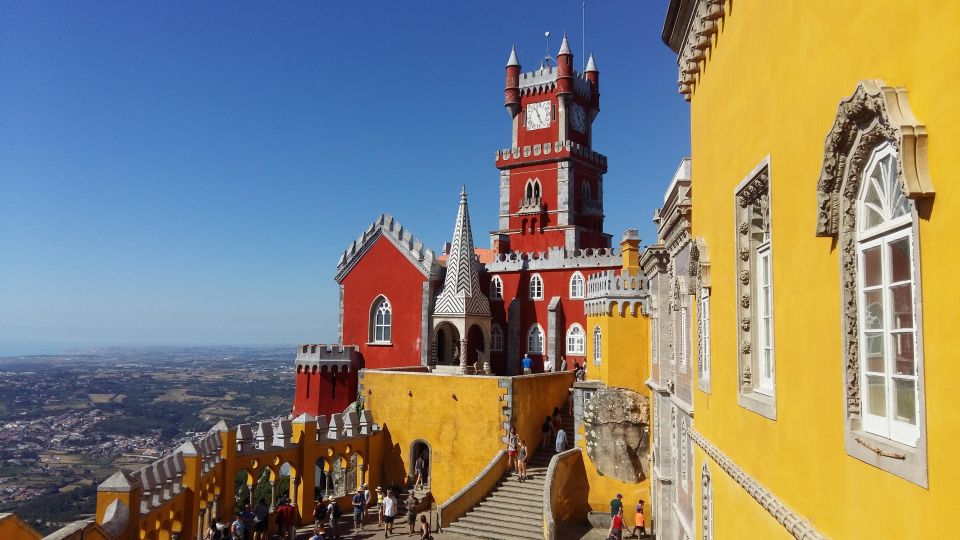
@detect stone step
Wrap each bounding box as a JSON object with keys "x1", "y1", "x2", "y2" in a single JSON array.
[
  {"x1": 445, "y1": 522, "x2": 542, "y2": 540},
  {"x1": 457, "y1": 513, "x2": 542, "y2": 533},
  {"x1": 494, "y1": 483, "x2": 545, "y2": 497},
  {"x1": 480, "y1": 496, "x2": 542, "y2": 512},
  {"x1": 462, "y1": 506, "x2": 543, "y2": 526}
]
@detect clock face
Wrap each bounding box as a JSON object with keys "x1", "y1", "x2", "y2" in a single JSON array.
[
  {"x1": 525, "y1": 101, "x2": 552, "y2": 131},
  {"x1": 571, "y1": 103, "x2": 587, "y2": 133}
]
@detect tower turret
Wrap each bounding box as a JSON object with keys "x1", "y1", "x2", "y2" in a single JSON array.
[
  {"x1": 585, "y1": 53, "x2": 601, "y2": 118},
  {"x1": 505, "y1": 46, "x2": 521, "y2": 118},
  {"x1": 556, "y1": 34, "x2": 574, "y2": 96}
]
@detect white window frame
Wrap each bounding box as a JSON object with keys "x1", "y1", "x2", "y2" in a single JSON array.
[
  {"x1": 566, "y1": 324, "x2": 585, "y2": 355},
  {"x1": 755, "y1": 243, "x2": 775, "y2": 396},
  {"x1": 679, "y1": 304, "x2": 689, "y2": 373},
  {"x1": 490, "y1": 325, "x2": 504, "y2": 352},
  {"x1": 698, "y1": 288, "x2": 711, "y2": 389},
  {"x1": 592, "y1": 326, "x2": 602, "y2": 365},
  {"x1": 569, "y1": 271, "x2": 585, "y2": 299},
  {"x1": 856, "y1": 145, "x2": 919, "y2": 447},
  {"x1": 529, "y1": 273, "x2": 544, "y2": 300},
  {"x1": 526, "y1": 324, "x2": 544, "y2": 354},
  {"x1": 369, "y1": 296, "x2": 392, "y2": 344},
  {"x1": 490, "y1": 276, "x2": 503, "y2": 300}
]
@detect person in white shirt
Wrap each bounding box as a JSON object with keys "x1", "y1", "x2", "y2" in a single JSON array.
[
  {"x1": 555, "y1": 427, "x2": 568, "y2": 453},
  {"x1": 383, "y1": 490, "x2": 398, "y2": 537}
]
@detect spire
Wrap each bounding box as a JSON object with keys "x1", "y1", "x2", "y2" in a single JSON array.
[
  {"x1": 434, "y1": 187, "x2": 490, "y2": 317},
  {"x1": 506, "y1": 45, "x2": 520, "y2": 67},
  {"x1": 585, "y1": 52, "x2": 598, "y2": 72},
  {"x1": 558, "y1": 33, "x2": 572, "y2": 56}
]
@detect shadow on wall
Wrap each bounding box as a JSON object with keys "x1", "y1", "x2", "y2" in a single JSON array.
[
  {"x1": 552, "y1": 451, "x2": 591, "y2": 525},
  {"x1": 380, "y1": 427, "x2": 409, "y2": 491}
]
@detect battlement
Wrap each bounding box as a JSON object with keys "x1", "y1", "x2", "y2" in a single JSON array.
[
  {"x1": 518, "y1": 66, "x2": 593, "y2": 99},
  {"x1": 335, "y1": 214, "x2": 440, "y2": 282},
  {"x1": 585, "y1": 270, "x2": 650, "y2": 316},
  {"x1": 485, "y1": 246, "x2": 620, "y2": 272},
  {"x1": 495, "y1": 139, "x2": 608, "y2": 170},
  {"x1": 295, "y1": 344, "x2": 360, "y2": 372}
]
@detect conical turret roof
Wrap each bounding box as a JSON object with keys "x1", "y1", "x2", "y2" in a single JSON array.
[
  {"x1": 585, "y1": 53, "x2": 598, "y2": 72},
  {"x1": 506, "y1": 45, "x2": 520, "y2": 67},
  {"x1": 434, "y1": 187, "x2": 490, "y2": 317},
  {"x1": 558, "y1": 33, "x2": 572, "y2": 56}
]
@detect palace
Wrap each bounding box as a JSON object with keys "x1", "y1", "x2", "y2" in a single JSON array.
[{"x1": 5, "y1": 2, "x2": 960, "y2": 539}]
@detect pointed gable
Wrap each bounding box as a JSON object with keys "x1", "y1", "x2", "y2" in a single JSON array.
[{"x1": 335, "y1": 214, "x2": 440, "y2": 283}]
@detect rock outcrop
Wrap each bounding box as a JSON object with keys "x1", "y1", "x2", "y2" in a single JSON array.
[{"x1": 582, "y1": 386, "x2": 650, "y2": 483}]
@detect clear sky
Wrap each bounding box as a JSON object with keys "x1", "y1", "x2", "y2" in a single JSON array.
[{"x1": 0, "y1": 1, "x2": 690, "y2": 355}]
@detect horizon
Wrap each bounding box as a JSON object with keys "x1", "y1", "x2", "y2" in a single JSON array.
[{"x1": 0, "y1": 2, "x2": 690, "y2": 355}]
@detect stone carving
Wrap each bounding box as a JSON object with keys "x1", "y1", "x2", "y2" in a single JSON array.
[
  {"x1": 735, "y1": 163, "x2": 770, "y2": 398},
  {"x1": 740, "y1": 317, "x2": 751, "y2": 332},
  {"x1": 739, "y1": 270, "x2": 750, "y2": 285},
  {"x1": 739, "y1": 247, "x2": 750, "y2": 261},
  {"x1": 740, "y1": 294, "x2": 750, "y2": 309},
  {"x1": 741, "y1": 342, "x2": 751, "y2": 355},
  {"x1": 582, "y1": 387, "x2": 650, "y2": 483}
]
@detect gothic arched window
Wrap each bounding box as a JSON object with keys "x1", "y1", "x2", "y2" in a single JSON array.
[
  {"x1": 529, "y1": 274, "x2": 544, "y2": 300},
  {"x1": 566, "y1": 324, "x2": 585, "y2": 355},
  {"x1": 490, "y1": 276, "x2": 503, "y2": 300},
  {"x1": 370, "y1": 296, "x2": 392, "y2": 344},
  {"x1": 491, "y1": 325, "x2": 504, "y2": 352},
  {"x1": 527, "y1": 324, "x2": 544, "y2": 354},
  {"x1": 569, "y1": 272, "x2": 585, "y2": 299}
]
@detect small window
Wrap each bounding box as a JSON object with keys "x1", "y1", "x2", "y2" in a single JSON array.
[
  {"x1": 490, "y1": 276, "x2": 503, "y2": 300},
  {"x1": 527, "y1": 325, "x2": 544, "y2": 354},
  {"x1": 491, "y1": 325, "x2": 504, "y2": 352},
  {"x1": 698, "y1": 288, "x2": 711, "y2": 387},
  {"x1": 756, "y1": 244, "x2": 774, "y2": 395},
  {"x1": 569, "y1": 272, "x2": 585, "y2": 299},
  {"x1": 525, "y1": 181, "x2": 534, "y2": 199},
  {"x1": 370, "y1": 296, "x2": 392, "y2": 344},
  {"x1": 566, "y1": 324, "x2": 585, "y2": 355},
  {"x1": 529, "y1": 274, "x2": 544, "y2": 300},
  {"x1": 592, "y1": 326, "x2": 602, "y2": 365}
]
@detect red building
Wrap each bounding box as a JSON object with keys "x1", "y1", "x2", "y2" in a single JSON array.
[{"x1": 294, "y1": 37, "x2": 623, "y2": 416}]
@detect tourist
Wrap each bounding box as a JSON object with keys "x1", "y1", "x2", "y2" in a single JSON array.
[
  {"x1": 406, "y1": 493, "x2": 419, "y2": 536},
  {"x1": 555, "y1": 426, "x2": 567, "y2": 453},
  {"x1": 314, "y1": 497, "x2": 328, "y2": 527},
  {"x1": 506, "y1": 427, "x2": 519, "y2": 475},
  {"x1": 252, "y1": 500, "x2": 269, "y2": 540},
  {"x1": 276, "y1": 498, "x2": 296, "y2": 540},
  {"x1": 559, "y1": 355, "x2": 568, "y2": 371},
  {"x1": 414, "y1": 453, "x2": 425, "y2": 489},
  {"x1": 607, "y1": 506, "x2": 626, "y2": 540},
  {"x1": 376, "y1": 486, "x2": 385, "y2": 528},
  {"x1": 629, "y1": 500, "x2": 646, "y2": 538},
  {"x1": 327, "y1": 497, "x2": 341, "y2": 539},
  {"x1": 567, "y1": 388, "x2": 574, "y2": 415},
  {"x1": 517, "y1": 439, "x2": 528, "y2": 482},
  {"x1": 610, "y1": 493, "x2": 624, "y2": 517},
  {"x1": 206, "y1": 517, "x2": 225, "y2": 540},
  {"x1": 418, "y1": 515, "x2": 432, "y2": 540},
  {"x1": 383, "y1": 489, "x2": 398, "y2": 537},
  {"x1": 544, "y1": 354, "x2": 555, "y2": 372},
  {"x1": 363, "y1": 484, "x2": 372, "y2": 521},
  {"x1": 353, "y1": 489, "x2": 366, "y2": 531},
  {"x1": 541, "y1": 415, "x2": 553, "y2": 450},
  {"x1": 552, "y1": 407, "x2": 562, "y2": 437},
  {"x1": 230, "y1": 510, "x2": 246, "y2": 540},
  {"x1": 522, "y1": 353, "x2": 533, "y2": 374},
  {"x1": 239, "y1": 505, "x2": 254, "y2": 540},
  {"x1": 309, "y1": 524, "x2": 324, "y2": 540}
]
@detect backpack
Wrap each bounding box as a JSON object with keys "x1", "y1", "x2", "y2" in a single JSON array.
[
  {"x1": 332, "y1": 504, "x2": 342, "y2": 519},
  {"x1": 314, "y1": 503, "x2": 327, "y2": 520}
]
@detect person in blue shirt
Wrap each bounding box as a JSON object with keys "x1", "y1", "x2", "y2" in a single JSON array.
[{"x1": 522, "y1": 354, "x2": 533, "y2": 374}]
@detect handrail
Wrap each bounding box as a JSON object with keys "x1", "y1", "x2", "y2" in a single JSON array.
[
  {"x1": 543, "y1": 448, "x2": 582, "y2": 540},
  {"x1": 438, "y1": 450, "x2": 507, "y2": 528}
]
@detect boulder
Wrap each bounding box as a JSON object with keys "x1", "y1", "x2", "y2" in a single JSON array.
[{"x1": 582, "y1": 386, "x2": 650, "y2": 483}]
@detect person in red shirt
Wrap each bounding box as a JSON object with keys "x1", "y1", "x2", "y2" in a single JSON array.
[
  {"x1": 607, "y1": 506, "x2": 625, "y2": 540},
  {"x1": 275, "y1": 498, "x2": 297, "y2": 540}
]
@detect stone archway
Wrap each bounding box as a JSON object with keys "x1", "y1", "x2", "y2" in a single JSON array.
[
  {"x1": 409, "y1": 439, "x2": 432, "y2": 489},
  {"x1": 434, "y1": 322, "x2": 460, "y2": 365},
  {"x1": 467, "y1": 324, "x2": 486, "y2": 367}
]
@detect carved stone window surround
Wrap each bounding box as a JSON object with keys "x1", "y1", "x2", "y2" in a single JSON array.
[
  {"x1": 734, "y1": 157, "x2": 777, "y2": 420},
  {"x1": 816, "y1": 81, "x2": 932, "y2": 487},
  {"x1": 691, "y1": 238, "x2": 712, "y2": 393}
]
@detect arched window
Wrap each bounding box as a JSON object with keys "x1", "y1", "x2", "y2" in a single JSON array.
[
  {"x1": 529, "y1": 274, "x2": 544, "y2": 300},
  {"x1": 533, "y1": 179, "x2": 541, "y2": 199},
  {"x1": 581, "y1": 182, "x2": 592, "y2": 202},
  {"x1": 527, "y1": 324, "x2": 544, "y2": 354},
  {"x1": 525, "y1": 180, "x2": 534, "y2": 199},
  {"x1": 491, "y1": 325, "x2": 504, "y2": 352},
  {"x1": 566, "y1": 324, "x2": 585, "y2": 355},
  {"x1": 569, "y1": 272, "x2": 585, "y2": 299},
  {"x1": 369, "y1": 296, "x2": 392, "y2": 344},
  {"x1": 490, "y1": 276, "x2": 503, "y2": 300},
  {"x1": 592, "y1": 326, "x2": 602, "y2": 365},
  {"x1": 857, "y1": 143, "x2": 919, "y2": 446}
]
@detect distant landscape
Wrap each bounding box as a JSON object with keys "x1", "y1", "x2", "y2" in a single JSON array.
[{"x1": 0, "y1": 346, "x2": 295, "y2": 534}]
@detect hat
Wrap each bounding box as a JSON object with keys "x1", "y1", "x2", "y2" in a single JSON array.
[
  {"x1": 616, "y1": 493, "x2": 623, "y2": 498},
  {"x1": 376, "y1": 486, "x2": 383, "y2": 492}
]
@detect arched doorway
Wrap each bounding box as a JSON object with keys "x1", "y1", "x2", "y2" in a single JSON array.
[
  {"x1": 409, "y1": 440, "x2": 431, "y2": 489},
  {"x1": 467, "y1": 324, "x2": 485, "y2": 367},
  {"x1": 434, "y1": 323, "x2": 460, "y2": 365}
]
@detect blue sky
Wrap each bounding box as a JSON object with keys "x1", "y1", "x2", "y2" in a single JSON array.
[{"x1": 0, "y1": 1, "x2": 689, "y2": 355}]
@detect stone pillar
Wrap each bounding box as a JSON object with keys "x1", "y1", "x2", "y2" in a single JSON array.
[
  {"x1": 458, "y1": 337, "x2": 468, "y2": 372},
  {"x1": 196, "y1": 509, "x2": 205, "y2": 540},
  {"x1": 269, "y1": 480, "x2": 276, "y2": 512}
]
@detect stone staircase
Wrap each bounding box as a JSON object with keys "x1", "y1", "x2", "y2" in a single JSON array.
[{"x1": 446, "y1": 411, "x2": 575, "y2": 540}]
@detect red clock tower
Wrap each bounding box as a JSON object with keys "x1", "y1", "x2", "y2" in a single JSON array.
[{"x1": 493, "y1": 35, "x2": 609, "y2": 253}]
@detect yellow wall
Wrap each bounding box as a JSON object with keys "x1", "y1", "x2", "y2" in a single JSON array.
[
  {"x1": 511, "y1": 372, "x2": 576, "y2": 451},
  {"x1": 688, "y1": 0, "x2": 960, "y2": 537},
  {"x1": 362, "y1": 370, "x2": 507, "y2": 504},
  {"x1": 0, "y1": 514, "x2": 41, "y2": 540},
  {"x1": 581, "y1": 304, "x2": 651, "y2": 527}
]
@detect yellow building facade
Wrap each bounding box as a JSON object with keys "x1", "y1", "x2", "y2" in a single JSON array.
[{"x1": 659, "y1": 0, "x2": 960, "y2": 538}]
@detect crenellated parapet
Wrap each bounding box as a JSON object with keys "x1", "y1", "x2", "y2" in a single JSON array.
[
  {"x1": 495, "y1": 139, "x2": 608, "y2": 171},
  {"x1": 485, "y1": 245, "x2": 619, "y2": 273},
  {"x1": 584, "y1": 269, "x2": 650, "y2": 316},
  {"x1": 93, "y1": 414, "x2": 385, "y2": 540},
  {"x1": 295, "y1": 343, "x2": 361, "y2": 373},
  {"x1": 335, "y1": 214, "x2": 440, "y2": 283},
  {"x1": 517, "y1": 66, "x2": 594, "y2": 99}
]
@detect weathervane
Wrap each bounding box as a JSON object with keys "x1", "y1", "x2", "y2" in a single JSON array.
[{"x1": 542, "y1": 31, "x2": 554, "y2": 69}]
